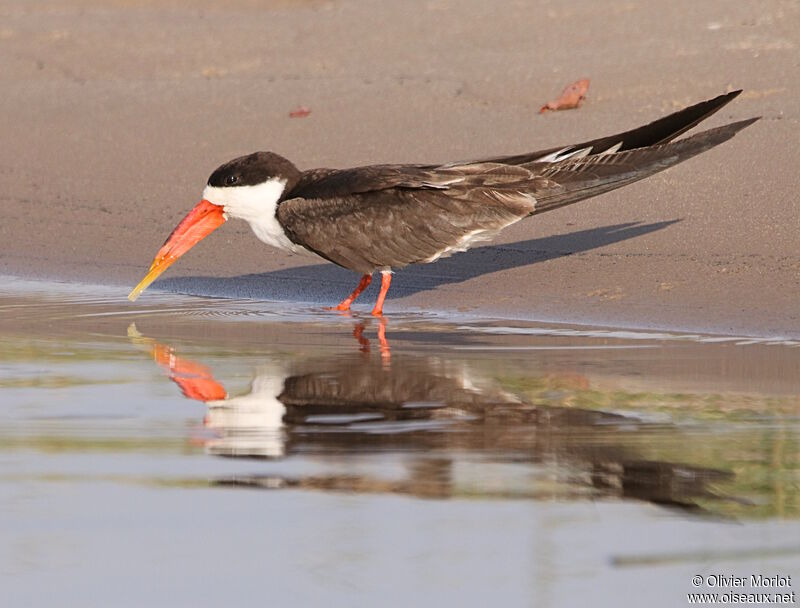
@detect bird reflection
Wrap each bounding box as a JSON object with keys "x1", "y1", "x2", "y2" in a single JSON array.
[{"x1": 128, "y1": 321, "x2": 735, "y2": 514}]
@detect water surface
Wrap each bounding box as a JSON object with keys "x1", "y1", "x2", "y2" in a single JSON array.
[{"x1": 1, "y1": 277, "x2": 798, "y2": 607}]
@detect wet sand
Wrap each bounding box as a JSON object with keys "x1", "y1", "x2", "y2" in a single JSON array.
[{"x1": 0, "y1": 0, "x2": 798, "y2": 336}]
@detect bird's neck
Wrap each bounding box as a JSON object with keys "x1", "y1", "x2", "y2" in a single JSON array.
[{"x1": 202, "y1": 179, "x2": 298, "y2": 252}]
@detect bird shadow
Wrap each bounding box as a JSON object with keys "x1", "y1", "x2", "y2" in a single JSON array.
[{"x1": 160, "y1": 220, "x2": 680, "y2": 303}]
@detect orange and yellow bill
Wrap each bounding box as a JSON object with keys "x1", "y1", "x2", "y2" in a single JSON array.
[{"x1": 128, "y1": 199, "x2": 226, "y2": 301}]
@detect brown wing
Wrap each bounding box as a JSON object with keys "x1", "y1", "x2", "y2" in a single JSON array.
[
  {"x1": 278, "y1": 163, "x2": 539, "y2": 273},
  {"x1": 290, "y1": 162, "x2": 537, "y2": 198}
]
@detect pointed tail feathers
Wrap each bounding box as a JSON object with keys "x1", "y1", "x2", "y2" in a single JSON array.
[
  {"x1": 483, "y1": 90, "x2": 744, "y2": 166},
  {"x1": 569, "y1": 89, "x2": 745, "y2": 154},
  {"x1": 529, "y1": 117, "x2": 759, "y2": 216}
]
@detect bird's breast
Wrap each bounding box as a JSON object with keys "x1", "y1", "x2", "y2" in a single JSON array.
[{"x1": 248, "y1": 211, "x2": 301, "y2": 253}]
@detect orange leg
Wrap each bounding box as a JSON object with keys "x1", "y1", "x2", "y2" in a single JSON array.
[
  {"x1": 371, "y1": 271, "x2": 392, "y2": 316},
  {"x1": 333, "y1": 273, "x2": 372, "y2": 311}
]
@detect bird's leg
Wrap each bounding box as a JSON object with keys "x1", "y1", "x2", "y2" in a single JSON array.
[
  {"x1": 371, "y1": 271, "x2": 392, "y2": 316},
  {"x1": 332, "y1": 273, "x2": 372, "y2": 311}
]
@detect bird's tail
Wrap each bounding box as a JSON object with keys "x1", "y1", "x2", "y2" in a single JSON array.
[
  {"x1": 528, "y1": 117, "x2": 759, "y2": 216},
  {"x1": 485, "y1": 90, "x2": 744, "y2": 166}
]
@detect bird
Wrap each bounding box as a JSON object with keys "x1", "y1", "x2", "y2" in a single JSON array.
[{"x1": 128, "y1": 90, "x2": 757, "y2": 315}]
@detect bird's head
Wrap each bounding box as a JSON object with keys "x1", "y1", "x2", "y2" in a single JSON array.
[
  {"x1": 128, "y1": 152, "x2": 301, "y2": 301},
  {"x1": 203, "y1": 151, "x2": 301, "y2": 222}
]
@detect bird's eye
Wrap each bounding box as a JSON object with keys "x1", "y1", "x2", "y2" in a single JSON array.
[{"x1": 224, "y1": 175, "x2": 239, "y2": 186}]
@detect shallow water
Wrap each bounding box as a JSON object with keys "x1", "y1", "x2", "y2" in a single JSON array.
[{"x1": 1, "y1": 276, "x2": 798, "y2": 607}]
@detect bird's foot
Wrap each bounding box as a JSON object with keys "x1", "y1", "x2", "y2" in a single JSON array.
[{"x1": 327, "y1": 301, "x2": 352, "y2": 312}]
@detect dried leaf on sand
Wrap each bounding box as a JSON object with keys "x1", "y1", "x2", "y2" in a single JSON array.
[{"x1": 540, "y1": 79, "x2": 590, "y2": 113}]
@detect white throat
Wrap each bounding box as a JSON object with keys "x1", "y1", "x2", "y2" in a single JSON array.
[{"x1": 202, "y1": 178, "x2": 299, "y2": 252}]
